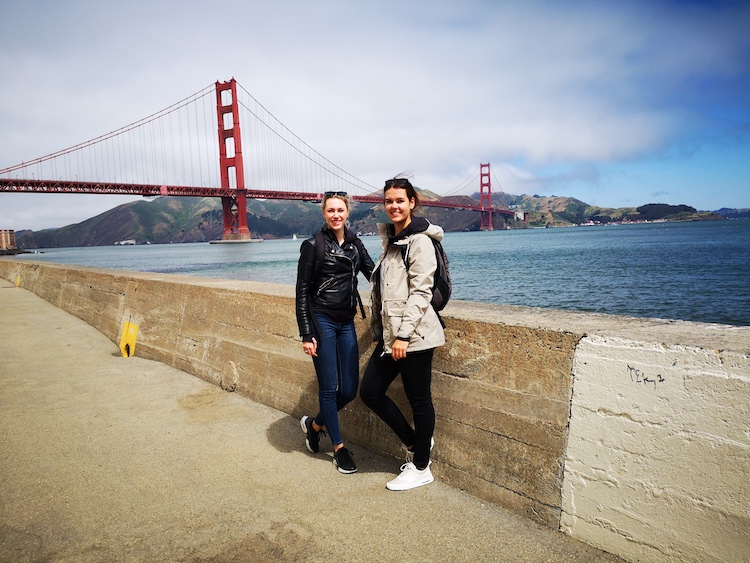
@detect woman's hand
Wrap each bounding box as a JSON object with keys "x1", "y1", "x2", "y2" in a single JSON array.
[
  {"x1": 391, "y1": 339, "x2": 408, "y2": 361},
  {"x1": 303, "y1": 337, "x2": 318, "y2": 357}
]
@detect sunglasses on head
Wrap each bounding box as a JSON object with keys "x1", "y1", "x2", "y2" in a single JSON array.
[
  {"x1": 384, "y1": 178, "x2": 410, "y2": 188},
  {"x1": 324, "y1": 191, "x2": 348, "y2": 197}
]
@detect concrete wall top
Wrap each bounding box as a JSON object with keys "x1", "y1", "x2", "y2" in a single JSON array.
[
  {"x1": 3, "y1": 258, "x2": 748, "y2": 354},
  {"x1": 443, "y1": 301, "x2": 750, "y2": 355}
]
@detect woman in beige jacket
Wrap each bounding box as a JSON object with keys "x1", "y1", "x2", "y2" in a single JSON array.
[{"x1": 360, "y1": 177, "x2": 445, "y2": 491}]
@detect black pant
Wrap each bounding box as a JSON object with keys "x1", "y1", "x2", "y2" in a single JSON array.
[{"x1": 360, "y1": 343, "x2": 435, "y2": 470}]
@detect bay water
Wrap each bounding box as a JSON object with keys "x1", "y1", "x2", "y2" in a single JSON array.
[{"x1": 19, "y1": 220, "x2": 750, "y2": 326}]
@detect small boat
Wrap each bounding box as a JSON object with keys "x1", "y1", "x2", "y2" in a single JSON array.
[{"x1": 292, "y1": 234, "x2": 298, "y2": 240}]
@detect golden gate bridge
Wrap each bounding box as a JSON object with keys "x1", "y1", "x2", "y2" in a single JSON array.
[{"x1": 0, "y1": 79, "x2": 521, "y2": 239}]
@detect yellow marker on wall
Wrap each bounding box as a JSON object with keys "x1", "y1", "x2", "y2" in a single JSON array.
[
  {"x1": 15, "y1": 275, "x2": 20, "y2": 287},
  {"x1": 119, "y1": 321, "x2": 139, "y2": 357}
]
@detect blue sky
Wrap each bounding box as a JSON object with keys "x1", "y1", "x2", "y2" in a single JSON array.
[{"x1": 1, "y1": 0, "x2": 748, "y2": 230}]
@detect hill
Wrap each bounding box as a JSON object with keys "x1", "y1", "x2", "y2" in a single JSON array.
[
  {"x1": 715, "y1": 208, "x2": 750, "y2": 219},
  {"x1": 14, "y1": 192, "x2": 727, "y2": 249},
  {"x1": 494, "y1": 195, "x2": 724, "y2": 228},
  {"x1": 18, "y1": 197, "x2": 221, "y2": 248}
]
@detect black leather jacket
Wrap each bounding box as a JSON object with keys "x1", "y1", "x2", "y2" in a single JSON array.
[{"x1": 296, "y1": 227, "x2": 374, "y2": 341}]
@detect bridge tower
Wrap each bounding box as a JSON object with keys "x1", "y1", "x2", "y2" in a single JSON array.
[
  {"x1": 479, "y1": 163, "x2": 493, "y2": 231},
  {"x1": 215, "y1": 79, "x2": 251, "y2": 240}
]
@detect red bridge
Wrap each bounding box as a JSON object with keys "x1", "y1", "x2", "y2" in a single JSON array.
[{"x1": 0, "y1": 79, "x2": 522, "y2": 239}]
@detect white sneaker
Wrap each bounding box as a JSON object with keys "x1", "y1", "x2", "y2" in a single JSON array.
[{"x1": 386, "y1": 462, "x2": 434, "y2": 491}]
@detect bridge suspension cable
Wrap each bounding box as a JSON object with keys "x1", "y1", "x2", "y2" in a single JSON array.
[
  {"x1": 1, "y1": 80, "x2": 379, "y2": 198},
  {"x1": 441, "y1": 165, "x2": 481, "y2": 197},
  {"x1": 0, "y1": 85, "x2": 219, "y2": 187},
  {"x1": 235, "y1": 83, "x2": 377, "y2": 196},
  {"x1": 1, "y1": 78, "x2": 519, "y2": 226}
]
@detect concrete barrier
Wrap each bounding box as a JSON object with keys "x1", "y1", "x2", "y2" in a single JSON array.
[
  {"x1": 2, "y1": 258, "x2": 748, "y2": 562},
  {"x1": 562, "y1": 335, "x2": 750, "y2": 562}
]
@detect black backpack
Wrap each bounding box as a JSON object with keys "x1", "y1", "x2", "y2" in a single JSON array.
[{"x1": 402, "y1": 236, "x2": 452, "y2": 314}]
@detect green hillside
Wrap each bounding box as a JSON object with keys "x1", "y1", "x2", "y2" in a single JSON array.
[
  {"x1": 501, "y1": 195, "x2": 722, "y2": 227},
  {"x1": 14, "y1": 193, "x2": 725, "y2": 249}
]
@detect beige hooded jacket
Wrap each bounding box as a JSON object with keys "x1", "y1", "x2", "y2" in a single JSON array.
[{"x1": 370, "y1": 217, "x2": 446, "y2": 354}]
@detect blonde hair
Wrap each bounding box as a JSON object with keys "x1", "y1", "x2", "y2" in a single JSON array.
[{"x1": 321, "y1": 191, "x2": 351, "y2": 212}]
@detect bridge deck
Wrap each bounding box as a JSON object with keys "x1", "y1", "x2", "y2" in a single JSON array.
[{"x1": 0, "y1": 178, "x2": 517, "y2": 215}]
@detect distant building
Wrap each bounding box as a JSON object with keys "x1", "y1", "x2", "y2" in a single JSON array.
[{"x1": 0, "y1": 230, "x2": 16, "y2": 250}]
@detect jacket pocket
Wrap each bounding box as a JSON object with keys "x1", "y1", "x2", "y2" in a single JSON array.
[
  {"x1": 383, "y1": 300, "x2": 406, "y2": 317},
  {"x1": 382, "y1": 300, "x2": 405, "y2": 346}
]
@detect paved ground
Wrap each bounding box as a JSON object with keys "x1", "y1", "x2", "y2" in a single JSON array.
[{"x1": 0, "y1": 279, "x2": 623, "y2": 562}]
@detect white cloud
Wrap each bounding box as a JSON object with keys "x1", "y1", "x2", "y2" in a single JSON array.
[{"x1": 1, "y1": 0, "x2": 749, "y2": 231}]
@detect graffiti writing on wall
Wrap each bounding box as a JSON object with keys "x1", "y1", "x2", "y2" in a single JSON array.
[{"x1": 627, "y1": 364, "x2": 665, "y2": 389}]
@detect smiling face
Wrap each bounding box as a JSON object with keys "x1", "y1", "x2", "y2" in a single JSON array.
[
  {"x1": 322, "y1": 196, "x2": 349, "y2": 234},
  {"x1": 384, "y1": 187, "x2": 415, "y2": 232}
]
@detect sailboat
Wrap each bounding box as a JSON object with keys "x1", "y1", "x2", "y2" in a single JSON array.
[{"x1": 292, "y1": 234, "x2": 298, "y2": 240}]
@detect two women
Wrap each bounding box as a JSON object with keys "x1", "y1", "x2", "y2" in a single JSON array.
[
  {"x1": 296, "y1": 179, "x2": 445, "y2": 490},
  {"x1": 295, "y1": 191, "x2": 374, "y2": 474}
]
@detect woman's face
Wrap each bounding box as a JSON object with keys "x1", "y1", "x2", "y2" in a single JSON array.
[
  {"x1": 384, "y1": 187, "x2": 415, "y2": 227},
  {"x1": 323, "y1": 197, "x2": 349, "y2": 233}
]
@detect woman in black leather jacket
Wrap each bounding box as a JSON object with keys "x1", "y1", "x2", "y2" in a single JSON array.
[{"x1": 296, "y1": 191, "x2": 374, "y2": 474}]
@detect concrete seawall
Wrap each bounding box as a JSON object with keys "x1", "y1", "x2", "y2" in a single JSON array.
[{"x1": 2, "y1": 258, "x2": 748, "y2": 562}]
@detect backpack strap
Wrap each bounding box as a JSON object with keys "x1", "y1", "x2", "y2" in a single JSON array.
[
  {"x1": 399, "y1": 236, "x2": 446, "y2": 328},
  {"x1": 400, "y1": 240, "x2": 411, "y2": 271},
  {"x1": 312, "y1": 231, "x2": 325, "y2": 284},
  {"x1": 352, "y1": 237, "x2": 366, "y2": 260},
  {"x1": 398, "y1": 234, "x2": 427, "y2": 272},
  {"x1": 352, "y1": 238, "x2": 367, "y2": 319}
]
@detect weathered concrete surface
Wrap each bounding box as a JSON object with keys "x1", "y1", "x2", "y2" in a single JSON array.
[
  {"x1": 449, "y1": 301, "x2": 750, "y2": 562},
  {"x1": 562, "y1": 335, "x2": 750, "y2": 562},
  {"x1": 2, "y1": 257, "x2": 749, "y2": 563},
  {"x1": 0, "y1": 279, "x2": 622, "y2": 562},
  {"x1": 0, "y1": 260, "x2": 583, "y2": 528}
]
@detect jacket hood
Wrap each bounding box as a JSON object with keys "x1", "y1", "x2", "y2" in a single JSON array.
[{"x1": 378, "y1": 216, "x2": 444, "y2": 246}]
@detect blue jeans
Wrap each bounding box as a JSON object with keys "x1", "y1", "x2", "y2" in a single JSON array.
[{"x1": 311, "y1": 314, "x2": 359, "y2": 447}]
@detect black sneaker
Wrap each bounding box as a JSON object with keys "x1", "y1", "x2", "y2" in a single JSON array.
[
  {"x1": 333, "y1": 447, "x2": 357, "y2": 474},
  {"x1": 300, "y1": 415, "x2": 322, "y2": 453}
]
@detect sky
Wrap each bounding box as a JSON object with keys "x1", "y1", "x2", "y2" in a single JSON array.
[{"x1": 1, "y1": 0, "x2": 749, "y2": 231}]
